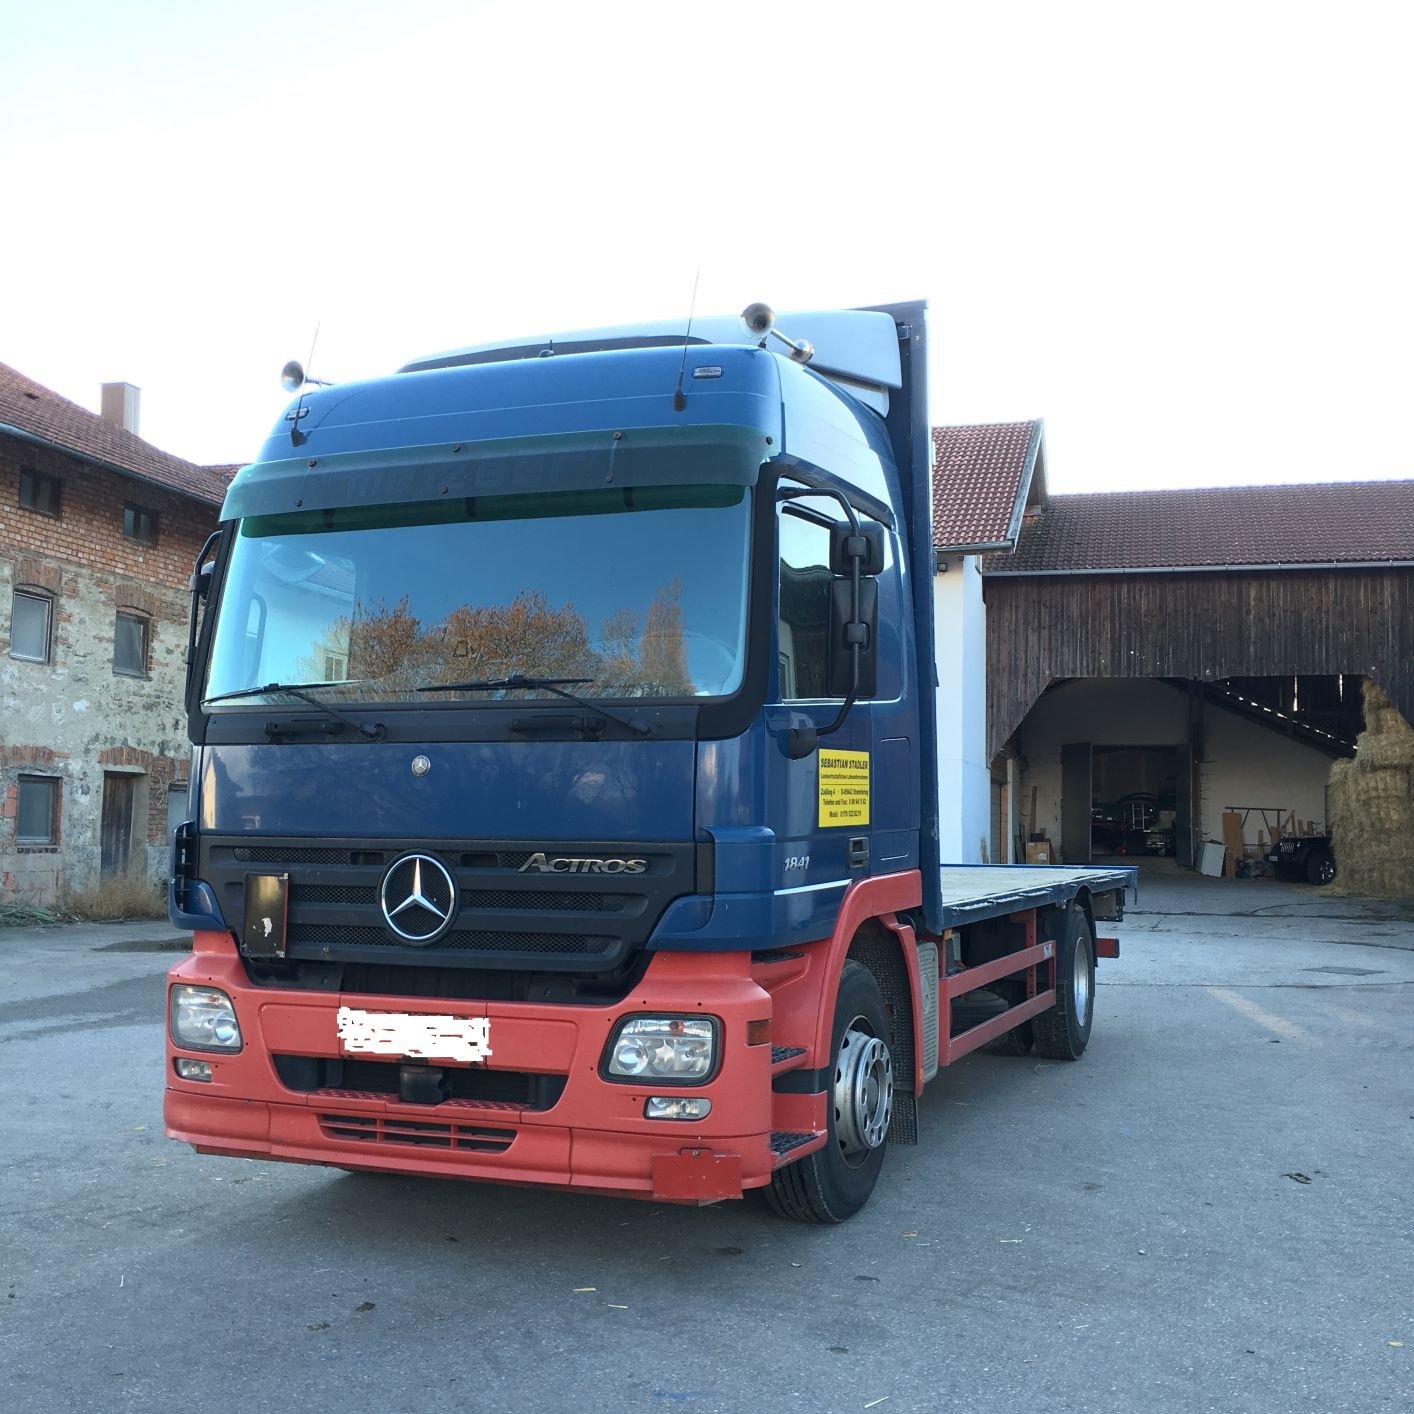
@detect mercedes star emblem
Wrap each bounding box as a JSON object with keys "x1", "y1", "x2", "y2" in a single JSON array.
[
  {"x1": 379, "y1": 853, "x2": 457, "y2": 944},
  {"x1": 411, "y1": 754, "x2": 432, "y2": 777}
]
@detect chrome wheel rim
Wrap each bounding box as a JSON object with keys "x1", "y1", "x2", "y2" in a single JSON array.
[
  {"x1": 1318, "y1": 858, "x2": 1335, "y2": 884},
  {"x1": 1074, "y1": 933, "x2": 1093, "y2": 1027},
  {"x1": 833, "y1": 1021, "x2": 893, "y2": 1166}
]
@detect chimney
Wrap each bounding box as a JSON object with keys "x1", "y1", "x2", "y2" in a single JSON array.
[{"x1": 101, "y1": 381, "x2": 141, "y2": 435}]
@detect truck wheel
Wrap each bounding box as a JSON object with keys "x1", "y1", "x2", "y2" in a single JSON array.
[
  {"x1": 1305, "y1": 851, "x2": 1336, "y2": 886},
  {"x1": 766, "y1": 961, "x2": 892, "y2": 1223},
  {"x1": 1032, "y1": 905, "x2": 1095, "y2": 1061}
]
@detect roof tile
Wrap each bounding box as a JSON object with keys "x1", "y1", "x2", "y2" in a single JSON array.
[
  {"x1": 0, "y1": 361, "x2": 233, "y2": 506},
  {"x1": 989, "y1": 482, "x2": 1414, "y2": 572},
  {"x1": 931, "y1": 421, "x2": 1041, "y2": 550}
]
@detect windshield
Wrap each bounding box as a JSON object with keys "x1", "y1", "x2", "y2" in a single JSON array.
[{"x1": 203, "y1": 483, "x2": 752, "y2": 705}]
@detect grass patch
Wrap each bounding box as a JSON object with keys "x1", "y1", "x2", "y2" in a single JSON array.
[
  {"x1": 0, "y1": 901, "x2": 60, "y2": 927},
  {"x1": 62, "y1": 873, "x2": 167, "y2": 922}
]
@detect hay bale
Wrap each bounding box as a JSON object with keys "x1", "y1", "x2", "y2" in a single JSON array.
[
  {"x1": 1354, "y1": 737, "x2": 1414, "y2": 771},
  {"x1": 1329, "y1": 682, "x2": 1414, "y2": 898}
]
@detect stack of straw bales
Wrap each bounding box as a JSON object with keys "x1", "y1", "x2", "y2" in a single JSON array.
[{"x1": 1328, "y1": 681, "x2": 1414, "y2": 897}]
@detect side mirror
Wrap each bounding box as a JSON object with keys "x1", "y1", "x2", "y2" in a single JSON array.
[
  {"x1": 185, "y1": 532, "x2": 221, "y2": 710},
  {"x1": 829, "y1": 521, "x2": 885, "y2": 576},
  {"x1": 827, "y1": 576, "x2": 878, "y2": 699}
]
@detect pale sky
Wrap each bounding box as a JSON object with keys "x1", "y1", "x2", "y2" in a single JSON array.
[{"x1": 3, "y1": 0, "x2": 1411, "y2": 493}]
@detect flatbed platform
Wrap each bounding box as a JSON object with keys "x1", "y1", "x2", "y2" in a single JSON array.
[{"x1": 936, "y1": 864, "x2": 1136, "y2": 929}]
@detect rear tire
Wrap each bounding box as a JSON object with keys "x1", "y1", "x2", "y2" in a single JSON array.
[
  {"x1": 1032, "y1": 905, "x2": 1095, "y2": 1060},
  {"x1": 766, "y1": 961, "x2": 892, "y2": 1223}
]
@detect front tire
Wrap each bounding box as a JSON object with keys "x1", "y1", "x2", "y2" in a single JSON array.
[
  {"x1": 766, "y1": 961, "x2": 893, "y2": 1223},
  {"x1": 1032, "y1": 905, "x2": 1095, "y2": 1060}
]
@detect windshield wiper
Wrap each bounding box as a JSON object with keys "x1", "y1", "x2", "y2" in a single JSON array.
[
  {"x1": 416, "y1": 674, "x2": 652, "y2": 738},
  {"x1": 202, "y1": 681, "x2": 386, "y2": 741}
]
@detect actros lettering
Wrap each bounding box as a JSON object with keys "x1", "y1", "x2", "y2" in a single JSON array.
[{"x1": 518, "y1": 852, "x2": 648, "y2": 875}]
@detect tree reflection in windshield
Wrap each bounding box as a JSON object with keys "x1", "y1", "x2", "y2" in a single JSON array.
[
  {"x1": 204, "y1": 483, "x2": 749, "y2": 704},
  {"x1": 296, "y1": 584, "x2": 693, "y2": 698}
]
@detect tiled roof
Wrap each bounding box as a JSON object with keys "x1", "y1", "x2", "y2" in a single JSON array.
[
  {"x1": 931, "y1": 420, "x2": 1043, "y2": 551},
  {"x1": 0, "y1": 361, "x2": 233, "y2": 507},
  {"x1": 987, "y1": 481, "x2": 1414, "y2": 573}
]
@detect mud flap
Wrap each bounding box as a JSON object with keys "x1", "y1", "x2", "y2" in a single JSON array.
[{"x1": 887, "y1": 1090, "x2": 918, "y2": 1145}]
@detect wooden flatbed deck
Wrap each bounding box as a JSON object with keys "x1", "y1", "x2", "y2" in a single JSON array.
[{"x1": 936, "y1": 864, "x2": 1136, "y2": 929}]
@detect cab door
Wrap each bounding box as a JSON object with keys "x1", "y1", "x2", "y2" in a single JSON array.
[{"x1": 764, "y1": 489, "x2": 916, "y2": 915}]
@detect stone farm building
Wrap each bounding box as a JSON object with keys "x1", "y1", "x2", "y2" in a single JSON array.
[{"x1": 1, "y1": 364, "x2": 232, "y2": 905}]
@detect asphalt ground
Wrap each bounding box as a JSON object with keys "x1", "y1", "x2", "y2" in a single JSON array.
[{"x1": 1, "y1": 902, "x2": 1410, "y2": 1414}]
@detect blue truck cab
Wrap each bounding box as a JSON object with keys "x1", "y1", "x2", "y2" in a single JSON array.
[{"x1": 164, "y1": 301, "x2": 1131, "y2": 1220}]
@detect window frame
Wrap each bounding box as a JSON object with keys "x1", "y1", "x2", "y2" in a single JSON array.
[
  {"x1": 10, "y1": 588, "x2": 54, "y2": 664},
  {"x1": 19, "y1": 466, "x2": 62, "y2": 517},
  {"x1": 123, "y1": 503, "x2": 159, "y2": 546},
  {"x1": 16, "y1": 775, "x2": 60, "y2": 846},
  {"x1": 114, "y1": 610, "x2": 151, "y2": 678}
]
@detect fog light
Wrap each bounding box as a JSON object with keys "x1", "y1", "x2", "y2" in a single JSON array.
[
  {"x1": 175, "y1": 1058, "x2": 213, "y2": 1081},
  {"x1": 170, "y1": 984, "x2": 243, "y2": 1052},
  {"x1": 645, "y1": 1096, "x2": 712, "y2": 1120},
  {"x1": 605, "y1": 1016, "x2": 717, "y2": 1082}
]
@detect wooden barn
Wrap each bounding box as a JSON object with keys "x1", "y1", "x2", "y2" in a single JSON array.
[{"x1": 976, "y1": 479, "x2": 1414, "y2": 869}]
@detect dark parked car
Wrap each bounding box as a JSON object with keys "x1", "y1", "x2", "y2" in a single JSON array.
[{"x1": 1266, "y1": 835, "x2": 1337, "y2": 885}]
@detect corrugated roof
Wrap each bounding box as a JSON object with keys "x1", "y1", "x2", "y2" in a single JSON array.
[
  {"x1": 931, "y1": 420, "x2": 1043, "y2": 551},
  {"x1": 0, "y1": 361, "x2": 233, "y2": 506},
  {"x1": 988, "y1": 481, "x2": 1414, "y2": 573}
]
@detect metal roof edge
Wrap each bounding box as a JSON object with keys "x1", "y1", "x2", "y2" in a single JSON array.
[
  {"x1": 999, "y1": 419, "x2": 1044, "y2": 549},
  {"x1": 934, "y1": 541, "x2": 1013, "y2": 568}
]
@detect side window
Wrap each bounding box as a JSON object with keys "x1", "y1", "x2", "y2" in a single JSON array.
[
  {"x1": 10, "y1": 589, "x2": 53, "y2": 663},
  {"x1": 114, "y1": 611, "x2": 150, "y2": 677},
  {"x1": 777, "y1": 499, "x2": 837, "y2": 701},
  {"x1": 17, "y1": 776, "x2": 60, "y2": 844}
]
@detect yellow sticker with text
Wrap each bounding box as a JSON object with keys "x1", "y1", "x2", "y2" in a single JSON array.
[{"x1": 818, "y1": 749, "x2": 870, "y2": 828}]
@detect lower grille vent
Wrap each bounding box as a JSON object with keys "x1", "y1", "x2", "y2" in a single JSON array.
[{"x1": 318, "y1": 1114, "x2": 515, "y2": 1152}]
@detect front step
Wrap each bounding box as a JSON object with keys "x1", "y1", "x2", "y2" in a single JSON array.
[
  {"x1": 770, "y1": 1044, "x2": 808, "y2": 1075},
  {"x1": 770, "y1": 1129, "x2": 824, "y2": 1164}
]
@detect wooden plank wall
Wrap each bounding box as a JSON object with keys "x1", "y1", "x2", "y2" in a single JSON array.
[{"x1": 983, "y1": 568, "x2": 1414, "y2": 757}]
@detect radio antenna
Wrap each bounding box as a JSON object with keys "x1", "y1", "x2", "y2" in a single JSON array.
[{"x1": 672, "y1": 271, "x2": 700, "y2": 412}]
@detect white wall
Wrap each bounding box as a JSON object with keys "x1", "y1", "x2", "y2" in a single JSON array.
[
  {"x1": 1199, "y1": 706, "x2": 1331, "y2": 847},
  {"x1": 1017, "y1": 678, "x2": 1334, "y2": 858},
  {"x1": 933, "y1": 555, "x2": 990, "y2": 863}
]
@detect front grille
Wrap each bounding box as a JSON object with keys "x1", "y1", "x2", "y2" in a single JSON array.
[
  {"x1": 462, "y1": 889, "x2": 624, "y2": 912},
  {"x1": 289, "y1": 924, "x2": 602, "y2": 954},
  {"x1": 296, "y1": 884, "x2": 377, "y2": 905},
  {"x1": 287, "y1": 886, "x2": 618, "y2": 912},
  {"x1": 205, "y1": 834, "x2": 698, "y2": 973},
  {"x1": 318, "y1": 1113, "x2": 515, "y2": 1153},
  {"x1": 234, "y1": 845, "x2": 374, "y2": 866},
  {"x1": 463, "y1": 850, "x2": 534, "y2": 870}
]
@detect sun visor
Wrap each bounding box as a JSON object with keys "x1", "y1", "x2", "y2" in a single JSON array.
[{"x1": 221, "y1": 424, "x2": 769, "y2": 521}]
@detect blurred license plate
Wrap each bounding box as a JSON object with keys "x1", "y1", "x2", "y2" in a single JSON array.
[{"x1": 335, "y1": 1007, "x2": 492, "y2": 1064}]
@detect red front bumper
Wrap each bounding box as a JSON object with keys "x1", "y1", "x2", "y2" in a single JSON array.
[{"x1": 164, "y1": 933, "x2": 782, "y2": 1203}]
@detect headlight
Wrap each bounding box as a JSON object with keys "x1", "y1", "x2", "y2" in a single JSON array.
[
  {"x1": 170, "y1": 984, "x2": 243, "y2": 1052},
  {"x1": 604, "y1": 1016, "x2": 717, "y2": 1083}
]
